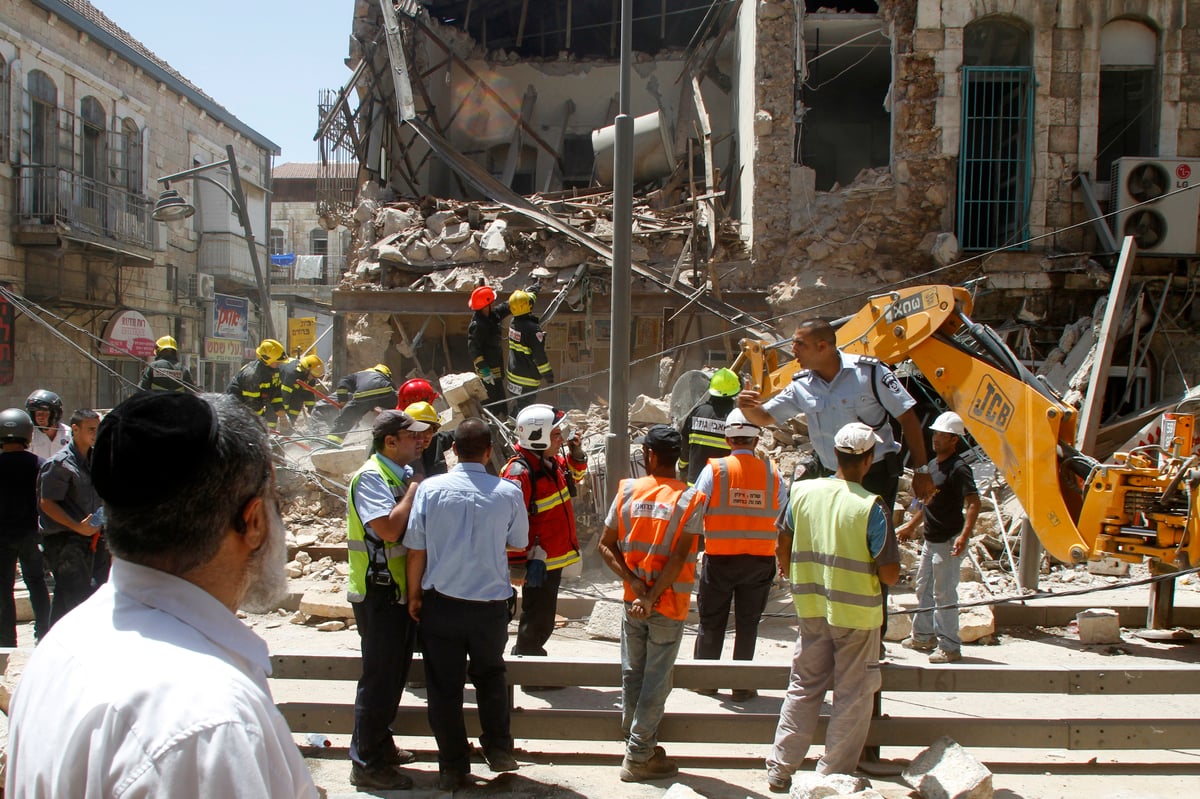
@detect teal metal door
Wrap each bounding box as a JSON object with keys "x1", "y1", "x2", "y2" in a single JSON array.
[{"x1": 958, "y1": 66, "x2": 1035, "y2": 251}]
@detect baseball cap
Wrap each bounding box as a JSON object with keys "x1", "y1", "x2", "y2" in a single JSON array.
[
  {"x1": 833, "y1": 422, "x2": 881, "y2": 455},
  {"x1": 371, "y1": 410, "x2": 430, "y2": 439},
  {"x1": 635, "y1": 424, "x2": 682, "y2": 455}
]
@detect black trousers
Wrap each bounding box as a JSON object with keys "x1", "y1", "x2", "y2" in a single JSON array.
[
  {"x1": 420, "y1": 591, "x2": 513, "y2": 774},
  {"x1": 862, "y1": 456, "x2": 899, "y2": 638},
  {"x1": 350, "y1": 583, "x2": 416, "y2": 770},
  {"x1": 511, "y1": 566, "x2": 563, "y2": 656},
  {"x1": 481, "y1": 369, "x2": 509, "y2": 419},
  {"x1": 693, "y1": 553, "x2": 776, "y2": 661},
  {"x1": 42, "y1": 532, "x2": 109, "y2": 629},
  {"x1": 330, "y1": 392, "x2": 399, "y2": 440},
  {"x1": 0, "y1": 535, "x2": 50, "y2": 645}
]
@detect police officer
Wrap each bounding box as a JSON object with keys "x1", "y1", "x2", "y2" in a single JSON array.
[
  {"x1": 466, "y1": 285, "x2": 510, "y2": 418},
  {"x1": 505, "y1": 289, "x2": 552, "y2": 414},
  {"x1": 327, "y1": 364, "x2": 398, "y2": 445},
  {"x1": 678, "y1": 368, "x2": 741, "y2": 485},
  {"x1": 138, "y1": 336, "x2": 194, "y2": 393},
  {"x1": 226, "y1": 339, "x2": 286, "y2": 430}
]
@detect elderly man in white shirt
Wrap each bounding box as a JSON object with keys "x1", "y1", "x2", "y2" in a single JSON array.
[{"x1": 5, "y1": 392, "x2": 317, "y2": 798}]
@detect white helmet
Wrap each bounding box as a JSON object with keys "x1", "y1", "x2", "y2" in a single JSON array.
[
  {"x1": 930, "y1": 411, "x2": 965, "y2": 437},
  {"x1": 516, "y1": 403, "x2": 557, "y2": 450},
  {"x1": 724, "y1": 408, "x2": 761, "y2": 439}
]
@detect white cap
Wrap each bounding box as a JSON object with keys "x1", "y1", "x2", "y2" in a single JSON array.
[
  {"x1": 834, "y1": 422, "x2": 881, "y2": 455},
  {"x1": 724, "y1": 408, "x2": 761, "y2": 439}
]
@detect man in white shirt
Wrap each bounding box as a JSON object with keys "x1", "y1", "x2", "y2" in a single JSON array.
[
  {"x1": 25, "y1": 389, "x2": 69, "y2": 460},
  {"x1": 5, "y1": 392, "x2": 317, "y2": 798}
]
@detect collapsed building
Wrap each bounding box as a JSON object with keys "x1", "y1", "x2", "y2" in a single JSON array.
[{"x1": 312, "y1": 0, "x2": 1200, "y2": 440}]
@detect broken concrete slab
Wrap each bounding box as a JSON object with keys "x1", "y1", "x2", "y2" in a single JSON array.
[
  {"x1": 299, "y1": 587, "x2": 356, "y2": 620},
  {"x1": 425, "y1": 210, "x2": 455, "y2": 236},
  {"x1": 440, "y1": 372, "x2": 488, "y2": 407},
  {"x1": 1087, "y1": 557, "x2": 1130, "y2": 577},
  {"x1": 480, "y1": 219, "x2": 509, "y2": 261},
  {"x1": 316, "y1": 620, "x2": 347, "y2": 632},
  {"x1": 311, "y1": 444, "x2": 370, "y2": 478},
  {"x1": 789, "y1": 772, "x2": 869, "y2": 799},
  {"x1": 584, "y1": 599, "x2": 624, "y2": 642},
  {"x1": 1076, "y1": 608, "x2": 1122, "y2": 644},
  {"x1": 902, "y1": 735, "x2": 993, "y2": 799},
  {"x1": 440, "y1": 218, "x2": 472, "y2": 244},
  {"x1": 885, "y1": 605, "x2": 913, "y2": 642},
  {"x1": 629, "y1": 394, "x2": 671, "y2": 425},
  {"x1": 957, "y1": 605, "x2": 995, "y2": 644},
  {"x1": 376, "y1": 207, "x2": 417, "y2": 238}
]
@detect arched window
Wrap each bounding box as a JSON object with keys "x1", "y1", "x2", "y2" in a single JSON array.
[
  {"x1": 27, "y1": 70, "x2": 57, "y2": 166},
  {"x1": 120, "y1": 117, "x2": 142, "y2": 196},
  {"x1": 309, "y1": 227, "x2": 328, "y2": 256},
  {"x1": 80, "y1": 97, "x2": 105, "y2": 179},
  {"x1": 270, "y1": 227, "x2": 287, "y2": 254},
  {"x1": 958, "y1": 17, "x2": 1034, "y2": 251},
  {"x1": 1098, "y1": 20, "x2": 1158, "y2": 179}
]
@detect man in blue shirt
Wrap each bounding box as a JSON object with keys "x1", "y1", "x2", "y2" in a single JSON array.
[{"x1": 406, "y1": 418, "x2": 529, "y2": 792}]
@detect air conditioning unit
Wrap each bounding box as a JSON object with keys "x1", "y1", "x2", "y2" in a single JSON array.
[
  {"x1": 188, "y1": 273, "x2": 216, "y2": 300},
  {"x1": 1110, "y1": 157, "x2": 1200, "y2": 255}
]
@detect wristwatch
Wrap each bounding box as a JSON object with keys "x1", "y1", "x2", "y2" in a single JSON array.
[{"x1": 913, "y1": 463, "x2": 933, "y2": 475}]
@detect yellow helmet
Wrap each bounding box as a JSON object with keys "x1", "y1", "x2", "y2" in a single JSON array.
[
  {"x1": 509, "y1": 289, "x2": 534, "y2": 317},
  {"x1": 299, "y1": 354, "x2": 325, "y2": 378},
  {"x1": 155, "y1": 335, "x2": 179, "y2": 353},
  {"x1": 403, "y1": 401, "x2": 440, "y2": 428},
  {"x1": 256, "y1": 338, "x2": 286, "y2": 365},
  {"x1": 372, "y1": 363, "x2": 392, "y2": 379},
  {"x1": 708, "y1": 367, "x2": 741, "y2": 397}
]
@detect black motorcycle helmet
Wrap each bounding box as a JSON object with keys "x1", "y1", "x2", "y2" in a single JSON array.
[
  {"x1": 0, "y1": 408, "x2": 34, "y2": 445},
  {"x1": 25, "y1": 389, "x2": 63, "y2": 429}
]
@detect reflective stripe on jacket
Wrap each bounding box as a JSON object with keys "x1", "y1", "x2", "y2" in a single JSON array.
[
  {"x1": 702, "y1": 454, "x2": 782, "y2": 557},
  {"x1": 788, "y1": 478, "x2": 882, "y2": 630},
  {"x1": 507, "y1": 314, "x2": 553, "y2": 385},
  {"x1": 226, "y1": 360, "x2": 282, "y2": 425},
  {"x1": 346, "y1": 454, "x2": 409, "y2": 602},
  {"x1": 678, "y1": 398, "x2": 734, "y2": 484},
  {"x1": 615, "y1": 476, "x2": 704, "y2": 621}
]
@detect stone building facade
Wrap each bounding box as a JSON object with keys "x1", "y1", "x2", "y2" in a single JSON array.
[{"x1": 0, "y1": 0, "x2": 277, "y2": 412}]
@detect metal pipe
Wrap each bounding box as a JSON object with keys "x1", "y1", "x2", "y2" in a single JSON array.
[
  {"x1": 223, "y1": 145, "x2": 277, "y2": 341},
  {"x1": 605, "y1": 0, "x2": 634, "y2": 508}
]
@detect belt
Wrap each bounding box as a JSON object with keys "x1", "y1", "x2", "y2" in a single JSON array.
[{"x1": 426, "y1": 589, "x2": 507, "y2": 607}]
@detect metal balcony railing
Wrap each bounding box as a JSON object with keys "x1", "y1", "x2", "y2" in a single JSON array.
[
  {"x1": 15, "y1": 164, "x2": 154, "y2": 250},
  {"x1": 270, "y1": 254, "x2": 344, "y2": 288}
]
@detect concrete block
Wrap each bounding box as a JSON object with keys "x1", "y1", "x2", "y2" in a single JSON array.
[
  {"x1": 629, "y1": 394, "x2": 671, "y2": 425},
  {"x1": 790, "y1": 772, "x2": 869, "y2": 799},
  {"x1": 440, "y1": 372, "x2": 488, "y2": 408},
  {"x1": 1087, "y1": 557, "x2": 1130, "y2": 577},
  {"x1": 310, "y1": 444, "x2": 370, "y2": 478},
  {"x1": 315, "y1": 620, "x2": 347, "y2": 632},
  {"x1": 958, "y1": 606, "x2": 994, "y2": 644},
  {"x1": 885, "y1": 604, "x2": 913, "y2": 642},
  {"x1": 1076, "y1": 608, "x2": 1122, "y2": 645},
  {"x1": 902, "y1": 736, "x2": 993, "y2": 799},
  {"x1": 584, "y1": 599, "x2": 625, "y2": 641},
  {"x1": 299, "y1": 587, "x2": 356, "y2": 620}
]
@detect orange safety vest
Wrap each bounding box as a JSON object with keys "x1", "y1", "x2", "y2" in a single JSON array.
[
  {"x1": 702, "y1": 453, "x2": 783, "y2": 557},
  {"x1": 614, "y1": 476, "x2": 705, "y2": 621}
]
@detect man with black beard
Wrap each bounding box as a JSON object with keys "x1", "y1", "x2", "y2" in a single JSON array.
[{"x1": 5, "y1": 393, "x2": 316, "y2": 798}]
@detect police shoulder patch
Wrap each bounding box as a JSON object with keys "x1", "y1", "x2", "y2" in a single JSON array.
[
  {"x1": 792, "y1": 369, "x2": 812, "y2": 380},
  {"x1": 856, "y1": 355, "x2": 880, "y2": 366},
  {"x1": 880, "y1": 370, "x2": 902, "y2": 393}
]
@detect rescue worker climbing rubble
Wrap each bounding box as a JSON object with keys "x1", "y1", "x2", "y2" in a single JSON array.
[
  {"x1": 226, "y1": 339, "x2": 286, "y2": 430},
  {"x1": 327, "y1": 364, "x2": 398, "y2": 445},
  {"x1": 138, "y1": 336, "x2": 193, "y2": 393},
  {"x1": 501, "y1": 404, "x2": 586, "y2": 666},
  {"x1": 505, "y1": 289, "x2": 553, "y2": 414},
  {"x1": 466, "y1": 285, "x2": 510, "y2": 419},
  {"x1": 278, "y1": 354, "x2": 325, "y2": 432}
]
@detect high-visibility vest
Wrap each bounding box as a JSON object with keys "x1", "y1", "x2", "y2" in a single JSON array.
[
  {"x1": 614, "y1": 476, "x2": 705, "y2": 621},
  {"x1": 787, "y1": 478, "x2": 882, "y2": 630},
  {"x1": 702, "y1": 453, "x2": 782, "y2": 557},
  {"x1": 346, "y1": 454, "x2": 409, "y2": 603}
]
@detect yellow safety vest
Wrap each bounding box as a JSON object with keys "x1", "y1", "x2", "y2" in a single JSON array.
[{"x1": 346, "y1": 454, "x2": 409, "y2": 602}]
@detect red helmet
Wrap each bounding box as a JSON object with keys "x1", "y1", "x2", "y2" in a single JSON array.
[
  {"x1": 469, "y1": 285, "x2": 496, "y2": 311},
  {"x1": 397, "y1": 378, "x2": 438, "y2": 408}
]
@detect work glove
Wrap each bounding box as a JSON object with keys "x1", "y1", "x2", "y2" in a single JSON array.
[
  {"x1": 478, "y1": 365, "x2": 494, "y2": 383},
  {"x1": 545, "y1": 373, "x2": 555, "y2": 385}
]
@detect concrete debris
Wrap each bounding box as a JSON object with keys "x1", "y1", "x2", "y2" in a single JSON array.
[
  {"x1": 480, "y1": 219, "x2": 510, "y2": 261},
  {"x1": 885, "y1": 604, "x2": 913, "y2": 642},
  {"x1": 584, "y1": 600, "x2": 625, "y2": 642},
  {"x1": 299, "y1": 587, "x2": 356, "y2": 620},
  {"x1": 1076, "y1": 608, "x2": 1122, "y2": 645},
  {"x1": 628, "y1": 394, "x2": 671, "y2": 425},
  {"x1": 1087, "y1": 557, "x2": 1130, "y2": 577},
  {"x1": 289, "y1": 611, "x2": 309, "y2": 625},
  {"x1": 310, "y1": 444, "x2": 370, "y2": 478},
  {"x1": 957, "y1": 606, "x2": 996, "y2": 644},
  {"x1": 661, "y1": 783, "x2": 706, "y2": 799},
  {"x1": 902, "y1": 736, "x2": 994, "y2": 799},
  {"x1": 789, "y1": 772, "x2": 869, "y2": 799},
  {"x1": 930, "y1": 232, "x2": 959, "y2": 267},
  {"x1": 315, "y1": 620, "x2": 347, "y2": 632}
]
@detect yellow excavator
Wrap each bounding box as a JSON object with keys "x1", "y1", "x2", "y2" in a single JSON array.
[{"x1": 735, "y1": 285, "x2": 1199, "y2": 624}]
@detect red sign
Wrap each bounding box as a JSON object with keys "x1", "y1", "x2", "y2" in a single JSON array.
[
  {"x1": 101, "y1": 310, "x2": 155, "y2": 358},
  {"x1": 1177, "y1": 164, "x2": 1191, "y2": 180}
]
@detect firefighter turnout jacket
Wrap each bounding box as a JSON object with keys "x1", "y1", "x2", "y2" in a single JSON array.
[
  {"x1": 139, "y1": 357, "x2": 193, "y2": 393},
  {"x1": 611, "y1": 475, "x2": 706, "y2": 621},
  {"x1": 507, "y1": 313, "x2": 553, "y2": 391},
  {"x1": 502, "y1": 446, "x2": 587, "y2": 571},
  {"x1": 678, "y1": 396, "x2": 735, "y2": 484},
  {"x1": 701, "y1": 452, "x2": 784, "y2": 557},
  {"x1": 346, "y1": 454, "x2": 409, "y2": 602},
  {"x1": 336, "y1": 368, "x2": 397, "y2": 408},
  {"x1": 226, "y1": 359, "x2": 282, "y2": 426},
  {"x1": 467, "y1": 301, "x2": 510, "y2": 378},
  {"x1": 278, "y1": 360, "x2": 317, "y2": 419}
]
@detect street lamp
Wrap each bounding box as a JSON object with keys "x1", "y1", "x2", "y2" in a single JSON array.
[{"x1": 153, "y1": 144, "x2": 276, "y2": 340}]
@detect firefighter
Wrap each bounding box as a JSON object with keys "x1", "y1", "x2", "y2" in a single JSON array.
[
  {"x1": 677, "y1": 368, "x2": 741, "y2": 485},
  {"x1": 225, "y1": 339, "x2": 286, "y2": 430},
  {"x1": 505, "y1": 289, "x2": 553, "y2": 414},
  {"x1": 327, "y1": 364, "x2": 398, "y2": 445},
  {"x1": 278, "y1": 354, "x2": 325, "y2": 433},
  {"x1": 466, "y1": 285, "x2": 510, "y2": 419},
  {"x1": 138, "y1": 335, "x2": 193, "y2": 393},
  {"x1": 501, "y1": 404, "x2": 586, "y2": 664}
]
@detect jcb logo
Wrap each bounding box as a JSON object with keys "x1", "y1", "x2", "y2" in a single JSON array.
[
  {"x1": 969, "y1": 376, "x2": 1013, "y2": 432},
  {"x1": 890, "y1": 288, "x2": 940, "y2": 321}
]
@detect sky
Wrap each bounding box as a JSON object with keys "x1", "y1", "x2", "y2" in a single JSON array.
[{"x1": 90, "y1": 0, "x2": 355, "y2": 164}]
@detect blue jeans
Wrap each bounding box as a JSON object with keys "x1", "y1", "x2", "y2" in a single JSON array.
[
  {"x1": 620, "y1": 606, "x2": 685, "y2": 762},
  {"x1": 912, "y1": 539, "x2": 961, "y2": 652}
]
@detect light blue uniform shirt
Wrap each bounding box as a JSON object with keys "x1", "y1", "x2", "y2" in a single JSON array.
[
  {"x1": 693, "y1": 447, "x2": 788, "y2": 512},
  {"x1": 353, "y1": 454, "x2": 413, "y2": 532},
  {"x1": 762, "y1": 351, "x2": 915, "y2": 471},
  {"x1": 406, "y1": 463, "x2": 529, "y2": 601}
]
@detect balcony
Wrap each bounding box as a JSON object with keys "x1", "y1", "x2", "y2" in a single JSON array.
[
  {"x1": 197, "y1": 231, "x2": 270, "y2": 289},
  {"x1": 14, "y1": 164, "x2": 155, "y2": 260},
  {"x1": 269, "y1": 253, "x2": 343, "y2": 303}
]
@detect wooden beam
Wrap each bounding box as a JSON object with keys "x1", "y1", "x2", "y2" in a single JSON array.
[
  {"x1": 1077, "y1": 235, "x2": 1137, "y2": 454},
  {"x1": 378, "y1": 0, "x2": 416, "y2": 121},
  {"x1": 515, "y1": 0, "x2": 529, "y2": 48}
]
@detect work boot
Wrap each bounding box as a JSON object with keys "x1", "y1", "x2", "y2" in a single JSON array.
[
  {"x1": 349, "y1": 763, "x2": 413, "y2": 790},
  {"x1": 383, "y1": 747, "x2": 416, "y2": 766},
  {"x1": 620, "y1": 746, "x2": 678, "y2": 782},
  {"x1": 901, "y1": 636, "x2": 936, "y2": 653},
  {"x1": 766, "y1": 769, "x2": 791, "y2": 793},
  {"x1": 731, "y1": 688, "x2": 758, "y2": 702},
  {"x1": 929, "y1": 648, "x2": 962, "y2": 663},
  {"x1": 437, "y1": 769, "x2": 469, "y2": 791},
  {"x1": 691, "y1": 687, "x2": 718, "y2": 697},
  {"x1": 482, "y1": 747, "x2": 518, "y2": 772}
]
